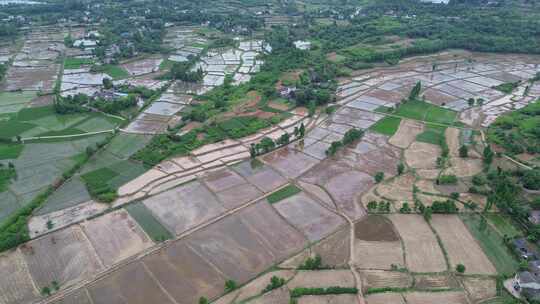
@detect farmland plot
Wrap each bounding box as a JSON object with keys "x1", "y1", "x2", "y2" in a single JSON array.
[
  {"x1": 431, "y1": 215, "x2": 496, "y2": 275},
  {"x1": 389, "y1": 215, "x2": 446, "y2": 273},
  {"x1": 20, "y1": 226, "x2": 103, "y2": 289},
  {"x1": 81, "y1": 210, "x2": 153, "y2": 267},
  {"x1": 0, "y1": 251, "x2": 38, "y2": 304},
  {"x1": 272, "y1": 192, "x2": 346, "y2": 242},
  {"x1": 87, "y1": 262, "x2": 175, "y2": 304},
  {"x1": 142, "y1": 241, "x2": 226, "y2": 303},
  {"x1": 142, "y1": 180, "x2": 226, "y2": 235},
  {"x1": 185, "y1": 213, "x2": 275, "y2": 284}
]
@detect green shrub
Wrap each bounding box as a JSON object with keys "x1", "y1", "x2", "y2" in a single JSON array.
[
  {"x1": 290, "y1": 287, "x2": 358, "y2": 298},
  {"x1": 438, "y1": 174, "x2": 458, "y2": 185}
]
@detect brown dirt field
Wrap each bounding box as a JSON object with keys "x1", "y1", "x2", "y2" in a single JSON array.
[
  {"x1": 272, "y1": 192, "x2": 347, "y2": 242},
  {"x1": 376, "y1": 174, "x2": 415, "y2": 202},
  {"x1": 311, "y1": 227, "x2": 350, "y2": 268},
  {"x1": 446, "y1": 127, "x2": 461, "y2": 157},
  {"x1": 143, "y1": 180, "x2": 226, "y2": 235},
  {"x1": 87, "y1": 261, "x2": 175, "y2": 304},
  {"x1": 422, "y1": 89, "x2": 458, "y2": 106},
  {"x1": 81, "y1": 210, "x2": 153, "y2": 267},
  {"x1": 462, "y1": 277, "x2": 497, "y2": 303},
  {"x1": 366, "y1": 293, "x2": 406, "y2": 304},
  {"x1": 202, "y1": 168, "x2": 247, "y2": 192},
  {"x1": 404, "y1": 142, "x2": 441, "y2": 170},
  {"x1": 415, "y1": 179, "x2": 440, "y2": 194},
  {"x1": 239, "y1": 201, "x2": 308, "y2": 262},
  {"x1": 287, "y1": 270, "x2": 355, "y2": 289},
  {"x1": 185, "y1": 213, "x2": 275, "y2": 284},
  {"x1": 0, "y1": 250, "x2": 38, "y2": 304},
  {"x1": 446, "y1": 157, "x2": 483, "y2": 178},
  {"x1": 262, "y1": 147, "x2": 319, "y2": 179},
  {"x1": 413, "y1": 274, "x2": 460, "y2": 290},
  {"x1": 355, "y1": 240, "x2": 404, "y2": 270},
  {"x1": 360, "y1": 186, "x2": 382, "y2": 207},
  {"x1": 430, "y1": 215, "x2": 496, "y2": 275},
  {"x1": 301, "y1": 158, "x2": 373, "y2": 220},
  {"x1": 355, "y1": 215, "x2": 399, "y2": 242},
  {"x1": 360, "y1": 270, "x2": 412, "y2": 290},
  {"x1": 20, "y1": 226, "x2": 103, "y2": 289},
  {"x1": 248, "y1": 287, "x2": 290, "y2": 304},
  {"x1": 215, "y1": 183, "x2": 263, "y2": 209},
  {"x1": 389, "y1": 214, "x2": 447, "y2": 273},
  {"x1": 404, "y1": 291, "x2": 469, "y2": 304},
  {"x1": 55, "y1": 289, "x2": 93, "y2": 304},
  {"x1": 297, "y1": 294, "x2": 358, "y2": 304},
  {"x1": 366, "y1": 89, "x2": 405, "y2": 104},
  {"x1": 232, "y1": 161, "x2": 288, "y2": 193},
  {"x1": 416, "y1": 169, "x2": 441, "y2": 180},
  {"x1": 279, "y1": 248, "x2": 311, "y2": 269},
  {"x1": 298, "y1": 181, "x2": 335, "y2": 209},
  {"x1": 142, "y1": 240, "x2": 226, "y2": 303},
  {"x1": 234, "y1": 270, "x2": 295, "y2": 303},
  {"x1": 389, "y1": 119, "x2": 424, "y2": 149}
]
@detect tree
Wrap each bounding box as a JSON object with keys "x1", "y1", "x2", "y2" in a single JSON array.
[
  {"x1": 423, "y1": 207, "x2": 432, "y2": 221},
  {"x1": 225, "y1": 280, "x2": 237, "y2": 293},
  {"x1": 456, "y1": 264, "x2": 466, "y2": 273},
  {"x1": 367, "y1": 201, "x2": 378, "y2": 212},
  {"x1": 277, "y1": 133, "x2": 290, "y2": 146},
  {"x1": 400, "y1": 202, "x2": 411, "y2": 213},
  {"x1": 41, "y1": 287, "x2": 51, "y2": 296},
  {"x1": 264, "y1": 276, "x2": 286, "y2": 292},
  {"x1": 467, "y1": 98, "x2": 475, "y2": 107},
  {"x1": 299, "y1": 123, "x2": 305, "y2": 138},
  {"x1": 374, "y1": 172, "x2": 384, "y2": 183},
  {"x1": 308, "y1": 100, "x2": 316, "y2": 117},
  {"x1": 250, "y1": 143, "x2": 257, "y2": 158},
  {"x1": 479, "y1": 216, "x2": 487, "y2": 232},
  {"x1": 459, "y1": 145, "x2": 468, "y2": 158},
  {"x1": 199, "y1": 297, "x2": 209, "y2": 304},
  {"x1": 259, "y1": 137, "x2": 275, "y2": 153},
  {"x1": 409, "y1": 81, "x2": 422, "y2": 100},
  {"x1": 483, "y1": 145, "x2": 494, "y2": 165},
  {"x1": 397, "y1": 163, "x2": 405, "y2": 175},
  {"x1": 450, "y1": 192, "x2": 460, "y2": 200},
  {"x1": 103, "y1": 77, "x2": 113, "y2": 89}
]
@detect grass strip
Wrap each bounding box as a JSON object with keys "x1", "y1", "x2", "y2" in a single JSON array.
[{"x1": 267, "y1": 184, "x2": 301, "y2": 204}]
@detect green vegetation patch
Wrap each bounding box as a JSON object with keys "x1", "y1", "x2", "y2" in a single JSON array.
[
  {"x1": 100, "y1": 65, "x2": 129, "y2": 79},
  {"x1": 487, "y1": 101, "x2": 540, "y2": 154},
  {"x1": 0, "y1": 91, "x2": 36, "y2": 107},
  {"x1": 394, "y1": 100, "x2": 457, "y2": 125},
  {"x1": 416, "y1": 124, "x2": 447, "y2": 146},
  {"x1": 0, "y1": 120, "x2": 35, "y2": 139},
  {"x1": 460, "y1": 214, "x2": 519, "y2": 275},
  {"x1": 0, "y1": 144, "x2": 24, "y2": 160},
  {"x1": 16, "y1": 105, "x2": 55, "y2": 121},
  {"x1": 81, "y1": 167, "x2": 119, "y2": 203},
  {"x1": 0, "y1": 167, "x2": 16, "y2": 192},
  {"x1": 126, "y1": 203, "x2": 173, "y2": 242},
  {"x1": 36, "y1": 128, "x2": 86, "y2": 137},
  {"x1": 492, "y1": 82, "x2": 519, "y2": 94},
  {"x1": 64, "y1": 57, "x2": 94, "y2": 69},
  {"x1": 267, "y1": 184, "x2": 301, "y2": 204},
  {"x1": 485, "y1": 213, "x2": 522, "y2": 238},
  {"x1": 369, "y1": 116, "x2": 401, "y2": 136}
]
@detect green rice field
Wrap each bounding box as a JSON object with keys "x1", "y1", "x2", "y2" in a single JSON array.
[{"x1": 126, "y1": 202, "x2": 173, "y2": 241}]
